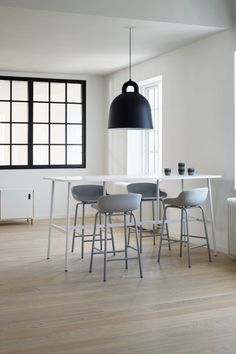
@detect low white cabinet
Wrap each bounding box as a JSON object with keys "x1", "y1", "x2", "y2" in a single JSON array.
[{"x1": 0, "y1": 188, "x2": 34, "y2": 222}]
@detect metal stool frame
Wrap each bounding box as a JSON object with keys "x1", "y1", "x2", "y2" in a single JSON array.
[
  {"x1": 89, "y1": 194, "x2": 143, "y2": 281},
  {"x1": 71, "y1": 185, "x2": 115, "y2": 258},
  {"x1": 157, "y1": 190, "x2": 212, "y2": 268},
  {"x1": 127, "y1": 183, "x2": 168, "y2": 252}
]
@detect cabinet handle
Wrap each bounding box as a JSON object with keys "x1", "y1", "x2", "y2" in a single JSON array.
[{"x1": 28, "y1": 194, "x2": 31, "y2": 200}]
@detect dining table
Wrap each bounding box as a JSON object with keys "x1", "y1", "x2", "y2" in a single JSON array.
[{"x1": 44, "y1": 174, "x2": 221, "y2": 271}]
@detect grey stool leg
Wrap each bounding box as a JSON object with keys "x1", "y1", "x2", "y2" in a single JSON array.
[
  {"x1": 109, "y1": 213, "x2": 116, "y2": 256},
  {"x1": 71, "y1": 203, "x2": 79, "y2": 252},
  {"x1": 127, "y1": 212, "x2": 132, "y2": 245},
  {"x1": 157, "y1": 206, "x2": 167, "y2": 262},
  {"x1": 132, "y1": 212, "x2": 143, "y2": 278},
  {"x1": 183, "y1": 208, "x2": 191, "y2": 268},
  {"x1": 180, "y1": 208, "x2": 184, "y2": 257},
  {"x1": 140, "y1": 201, "x2": 143, "y2": 253},
  {"x1": 104, "y1": 213, "x2": 108, "y2": 281},
  {"x1": 199, "y1": 206, "x2": 212, "y2": 262},
  {"x1": 166, "y1": 223, "x2": 171, "y2": 251},
  {"x1": 124, "y1": 213, "x2": 128, "y2": 269},
  {"x1": 89, "y1": 212, "x2": 98, "y2": 273},
  {"x1": 99, "y1": 212, "x2": 102, "y2": 250},
  {"x1": 161, "y1": 200, "x2": 171, "y2": 251},
  {"x1": 165, "y1": 211, "x2": 171, "y2": 251},
  {"x1": 81, "y1": 202, "x2": 85, "y2": 258},
  {"x1": 152, "y1": 200, "x2": 156, "y2": 245}
]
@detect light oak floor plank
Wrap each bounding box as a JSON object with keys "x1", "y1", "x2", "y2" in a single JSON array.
[{"x1": 1, "y1": 219, "x2": 236, "y2": 354}]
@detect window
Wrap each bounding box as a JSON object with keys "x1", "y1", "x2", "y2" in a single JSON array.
[
  {"x1": 0, "y1": 77, "x2": 86, "y2": 169},
  {"x1": 140, "y1": 77, "x2": 162, "y2": 175},
  {"x1": 127, "y1": 76, "x2": 162, "y2": 176}
]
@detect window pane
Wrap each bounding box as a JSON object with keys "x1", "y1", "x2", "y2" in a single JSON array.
[
  {"x1": 0, "y1": 102, "x2": 10, "y2": 122},
  {"x1": 33, "y1": 103, "x2": 49, "y2": 123},
  {"x1": 51, "y1": 104, "x2": 65, "y2": 123},
  {"x1": 148, "y1": 152, "x2": 154, "y2": 173},
  {"x1": 50, "y1": 145, "x2": 65, "y2": 165},
  {"x1": 12, "y1": 81, "x2": 28, "y2": 101},
  {"x1": 67, "y1": 104, "x2": 82, "y2": 123},
  {"x1": 50, "y1": 124, "x2": 65, "y2": 144},
  {"x1": 33, "y1": 124, "x2": 48, "y2": 144},
  {"x1": 67, "y1": 145, "x2": 82, "y2": 165},
  {"x1": 33, "y1": 82, "x2": 49, "y2": 101},
  {"x1": 0, "y1": 80, "x2": 10, "y2": 100},
  {"x1": 51, "y1": 83, "x2": 65, "y2": 102},
  {"x1": 147, "y1": 88, "x2": 155, "y2": 108},
  {"x1": 67, "y1": 83, "x2": 81, "y2": 102},
  {"x1": 12, "y1": 102, "x2": 28, "y2": 122},
  {"x1": 0, "y1": 123, "x2": 10, "y2": 143},
  {"x1": 33, "y1": 145, "x2": 49, "y2": 165},
  {"x1": 0, "y1": 145, "x2": 10, "y2": 165},
  {"x1": 67, "y1": 125, "x2": 82, "y2": 144},
  {"x1": 12, "y1": 124, "x2": 28, "y2": 144},
  {"x1": 12, "y1": 145, "x2": 28, "y2": 165},
  {"x1": 148, "y1": 131, "x2": 154, "y2": 152}
]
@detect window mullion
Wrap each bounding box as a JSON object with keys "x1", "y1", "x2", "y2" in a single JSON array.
[
  {"x1": 28, "y1": 80, "x2": 33, "y2": 166},
  {"x1": 10, "y1": 80, "x2": 12, "y2": 166}
]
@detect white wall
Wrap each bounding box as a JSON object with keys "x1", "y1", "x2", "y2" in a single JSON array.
[
  {"x1": 0, "y1": 72, "x2": 106, "y2": 218},
  {"x1": 105, "y1": 29, "x2": 236, "y2": 253}
]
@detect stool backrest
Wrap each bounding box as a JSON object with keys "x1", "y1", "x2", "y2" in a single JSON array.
[
  {"x1": 97, "y1": 193, "x2": 141, "y2": 213},
  {"x1": 71, "y1": 185, "x2": 104, "y2": 202},
  {"x1": 178, "y1": 188, "x2": 208, "y2": 207},
  {"x1": 127, "y1": 182, "x2": 167, "y2": 199}
]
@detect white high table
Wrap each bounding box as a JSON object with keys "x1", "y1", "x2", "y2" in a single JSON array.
[{"x1": 45, "y1": 174, "x2": 221, "y2": 271}]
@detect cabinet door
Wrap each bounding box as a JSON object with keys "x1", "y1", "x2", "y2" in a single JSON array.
[{"x1": 1, "y1": 189, "x2": 33, "y2": 219}]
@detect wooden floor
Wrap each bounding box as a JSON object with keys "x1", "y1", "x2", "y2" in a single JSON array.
[{"x1": 1, "y1": 220, "x2": 236, "y2": 354}]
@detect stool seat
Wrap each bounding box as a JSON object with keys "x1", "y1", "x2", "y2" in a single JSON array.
[
  {"x1": 163, "y1": 188, "x2": 208, "y2": 208},
  {"x1": 127, "y1": 183, "x2": 167, "y2": 200},
  {"x1": 72, "y1": 185, "x2": 104, "y2": 202},
  {"x1": 92, "y1": 193, "x2": 142, "y2": 213}
]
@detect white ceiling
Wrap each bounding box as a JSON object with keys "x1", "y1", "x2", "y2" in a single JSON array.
[{"x1": 0, "y1": 3, "x2": 229, "y2": 75}]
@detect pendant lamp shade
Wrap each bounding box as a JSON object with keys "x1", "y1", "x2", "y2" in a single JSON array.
[
  {"x1": 108, "y1": 80, "x2": 153, "y2": 129},
  {"x1": 108, "y1": 28, "x2": 153, "y2": 130}
]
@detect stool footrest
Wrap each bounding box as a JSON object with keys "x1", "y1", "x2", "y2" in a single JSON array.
[
  {"x1": 83, "y1": 238, "x2": 112, "y2": 243},
  {"x1": 182, "y1": 234, "x2": 207, "y2": 240},
  {"x1": 161, "y1": 238, "x2": 187, "y2": 244},
  {"x1": 190, "y1": 244, "x2": 208, "y2": 249},
  {"x1": 93, "y1": 247, "x2": 121, "y2": 254},
  {"x1": 74, "y1": 232, "x2": 101, "y2": 237},
  {"x1": 107, "y1": 256, "x2": 139, "y2": 262},
  {"x1": 128, "y1": 245, "x2": 138, "y2": 252},
  {"x1": 93, "y1": 247, "x2": 138, "y2": 254}
]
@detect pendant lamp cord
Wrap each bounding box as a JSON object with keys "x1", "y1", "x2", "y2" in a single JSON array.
[{"x1": 129, "y1": 27, "x2": 132, "y2": 80}]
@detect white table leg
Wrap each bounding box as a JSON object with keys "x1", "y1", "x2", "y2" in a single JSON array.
[
  {"x1": 47, "y1": 180, "x2": 55, "y2": 259},
  {"x1": 207, "y1": 178, "x2": 217, "y2": 255},
  {"x1": 181, "y1": 179, "x2": 186, "y2": 241},
  {"x1": 65, "y1": 182, "x2": 71, "y2": 272},
  {"x1": 103, "y1": 181, "x2": 106, "y2": 195},
  {"x1": 156, "y1": 179, "x2": 160, "y2": 223}
]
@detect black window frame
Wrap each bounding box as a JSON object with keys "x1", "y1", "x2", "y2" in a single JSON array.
[{"x1": 0, "y1": 76, "x2": 86, "y2": 169}]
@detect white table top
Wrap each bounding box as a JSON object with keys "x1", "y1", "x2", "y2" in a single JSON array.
[{"x1": 44, "y1": 174, "x2": 222, "y2": 183}]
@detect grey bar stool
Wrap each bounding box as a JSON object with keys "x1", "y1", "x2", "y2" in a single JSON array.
[
  {"x1": 89, "y1": 193, "x2": 143, "y2": 281},
  {"x1": 157, "y1": 188, "x2": 212, "y2": 268},
  {"x1": 71, "y1": 185, "x2": 115, "y2": 258},
  {"x1": 127, "y1": 183, "x2": 168, "y2": 252}
]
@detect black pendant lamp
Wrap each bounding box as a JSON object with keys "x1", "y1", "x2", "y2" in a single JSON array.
[{"x1": 108, "y1": 28, "x2": 153, "y2": 130}]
